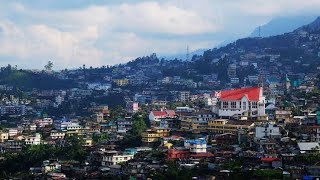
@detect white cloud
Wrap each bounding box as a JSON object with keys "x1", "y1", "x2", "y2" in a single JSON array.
[{"x1": 0, "y1": 0, "x2": 320, "y2": 69}]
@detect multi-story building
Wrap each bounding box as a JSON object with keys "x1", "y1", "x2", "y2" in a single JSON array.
[
  {"x1": 101, "y1": 151, "x2": 134, "y2": 166},
  {"x1": 50, "y1": 130, "x2": 66, "y2": 139},
  {"x1": 227, "y1": 64, "x2": 237, "y2": 78},
  {"x1": 95, "y1": 113, "x2": 104, "y2": 123},
  {"x1": 54, "y1": 118, "x2": 71, "y2": 130},
  {"x1": 207, "y1": 119, "x2": 254, "y2": 135},
  {"x1": 217, "y1": 87, "x2": 266, "y2": 119},
  {"x1": 179, "y1": 113, "x2": 196, "y2": 132},
  {"x1": 66, "y1": 123, "x2": 82, "y2": 135},
  {"x1": 0, "y1": 105, "x2": 26, "y2": 116},
  {"x1": 159, "y1": 118, "x2": 181, "y2": 130},
  {"x1": 1, "y1": 140, "x2": 23, "y2": 152},
  {"x1": 126, "y1": 102, "x2": 139, "y2": 113},
  {"x1": 25, "y1": 133, "x2": 41, "y2": 145},
  {"x1": 117, "y1": 117, "x2": 133, "y2": 133},
  {"x1": 8, "y1": 128, "x2": 18, "y2": 137},
  {"x1": 35, "y1": 118, "x2": 53, "y2": 128},
  {"x1": 184, "y1": 138, "x2": 207, "y2": 153},
  {"x1": 149, "y1": 110, "x2": 176, "y2": 122},
  {"x1": 275, "y1": 109, "x2": 292, "y2": 124},
  {"x1": 141, "y1": 128, "x2": 170, "y2": 143},
  {"x1": 113, "y1": 79, "x2": 129, "y2": 86},
  {"x1": 178, "y1": 91, "x2": 190, "y2": 102},
  {"x1": 311, "y1": 126, "x2": 320, "y2": 142},
  {"x1": 255, "y1": 123, "x2": 281, "y2": 139},
  {"x1": 89, "y1": 105, "x2": 109, "y2": 116}
]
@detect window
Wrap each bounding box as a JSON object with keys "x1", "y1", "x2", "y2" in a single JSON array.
[
  {"x1": 239, "y1": 101, "x2": 242, "y2": 109},
  {"x1": 231, "y1": 101, "x2": 236, "y2": 109},
  {"x1": 252, "y1": 102, "x2": 258, "y2": 109},
  {"x1": 223, "y1": 101, "x2": 228, "y2": 109},
  {"x1": 243, "y1": 102, "x2": 246, "y2": 110}
]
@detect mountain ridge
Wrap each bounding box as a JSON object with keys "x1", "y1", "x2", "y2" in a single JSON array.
[{"x1": 250, "y1": 16, "x2": 317, "y2": 37}]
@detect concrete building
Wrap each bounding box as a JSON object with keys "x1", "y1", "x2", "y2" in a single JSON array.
[
  {"x1": 50, "y1": 130, "x2": 66, "y2": 139},
  {"x1": 184, "y1": 138, "x2": 207, "y2": 153},
  {"x1": 149, "y1": 110, "x2": 176, "y2": 122},
  {"x1": 141, "y1": 128, "x2": 170, "y2": 143},
  {"x1": 207, "y1": 119, "x2": 254, "y2": 135},
  {"x1": 25, "y1": 133, "x2": 41, "y2": 145},
  {"x1": 217, "y1": 87, "x2": 266, "y2": 119},
  {"x1": 179, "y1": 91, "x2": 190, "y2": 102},
  {"x1": 101, "y1": 151, "x2": 134, "y2": 166},
  {"x1": 255, "y1": 123, "x2": 281, "y2": 139}
]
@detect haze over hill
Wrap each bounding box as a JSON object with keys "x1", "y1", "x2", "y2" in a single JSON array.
[
  {"x1": 163, "y1": 16, "x2": 318, "y2": 61},
  {"x1": 250, "y1": 16, "x2": 317, "y2": 37}
]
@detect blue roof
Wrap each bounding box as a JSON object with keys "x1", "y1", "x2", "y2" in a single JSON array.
[
  {"x1": 185, "y1": 138, "x2": 207, "y2": 145},
  {"x1": 125, "y1": 148, "x2": 138, "y2": 152}
]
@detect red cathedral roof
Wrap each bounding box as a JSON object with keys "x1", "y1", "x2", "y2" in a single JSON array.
[
  {"x1": 151, "y1": 111, "x2": 167, "y2": 117},
  {"x1": 220, "y1": 87, "x2": 260, "y2": 101}
]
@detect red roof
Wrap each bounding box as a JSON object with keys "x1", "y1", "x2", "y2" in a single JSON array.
[
  {"x1": 220, "y1": 87, "x2": 261, "y2": 101},
  {"x1": 190, "y1": 152, "x2": 214, "y2": 158},
  {"x1": 261, "y1": 157, "x2": 280, "y2": 162},
  {"x1": 166, "y1": 110, "x2": 176, "y2": 117},
  {"x1": 151, "y1": 110, "x2": 175, "y2": 117},
  {"x1": 152, "y1": 111, "x2": 168, "y2": 117}
]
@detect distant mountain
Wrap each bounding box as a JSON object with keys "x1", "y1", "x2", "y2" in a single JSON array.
[
  {"x1": 296, "y1": 16, "x2": 320, "y2": 32},
  {"x1": 250, "y1": 16, "x2": 317, "y2": 37}
]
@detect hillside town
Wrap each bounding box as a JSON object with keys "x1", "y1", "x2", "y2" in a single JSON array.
[{"x1": 0, "y1": 16, "x2": 320, "y2": 180}]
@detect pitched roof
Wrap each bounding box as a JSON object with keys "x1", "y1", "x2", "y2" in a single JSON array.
[
  {"x1": 220, "y1": 87, "x2": 261, "y2": 101},
  {"x1": 151, "y1": 111, "x2": 167, "y2": 117},
  {"x1": 297, "y1": 142, "x2": 320, "y2": 151},
  {"x1": 151, "y1": 110, "x2": 176, "y2": 117},
  {"x1": 165, "y1": 110, "x2": 176, "y2": 117},
  {"x1": 261, "y1": 157, "x2": 280, "y2": 162}
]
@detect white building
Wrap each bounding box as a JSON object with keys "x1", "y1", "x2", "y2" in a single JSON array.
[
  {"x1": 101, "y1": 151, "x2": 134, "y2": 166},
  {"x1": 149, "y1": 110, "x2": 176, "y2": 122},
  {"x1": 50, "y1": 130, "x2": 66, "y2": 139},
  {"x1": 179, "y1": 91, "x2": 190, "y2": 102},
  {"x1": 126, "y1": 102, "x2": 139, "y2": 113},
  {"x1": 66, "y1": 123, "x2": 82, "y2": 131},
  {"x1": 8, "y1": 128, "x2": 18, "y2": 137},
  {"x1": 184, "y1": 138, "x2": 207, "y2": 153},
  {"x1": 255, "y1": 123, "x2": 281, "y2": 139},
  {"x1": 96, "y1": 113, "x2": 104, "y2": 123},
  {"x1": 25, "y1": 133, "x2": 41, "y2": 145},
  {"x1": 217, "y1": 87, "x2": 266, "y2": 118},
  {"x1": 36, "y1": 118, "x2": 53, "y2": 128},
  {"x1": 87, "y1": 83, "x2": 111, "y2": 91},
  {"x1": 29, "y1": 124, "x2": 37, "y2": 131}
]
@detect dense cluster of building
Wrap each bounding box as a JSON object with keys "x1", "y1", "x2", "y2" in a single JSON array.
[{"x1": 0, "y1": 18, "x2": 320, "y2": 179}]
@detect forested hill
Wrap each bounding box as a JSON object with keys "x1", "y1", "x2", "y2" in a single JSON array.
[
  {"x1": 119, "y1": 16, "x2": 320, "y2": 87},
  {"x1": 0, "y1": 66, "x2": 75, "y2": 91}
]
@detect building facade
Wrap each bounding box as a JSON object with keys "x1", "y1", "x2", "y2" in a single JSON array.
[{"x1": 217, "y1": 87, "x2": 266, "y2": 119}]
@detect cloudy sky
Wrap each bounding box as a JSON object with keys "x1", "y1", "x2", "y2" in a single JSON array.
[{"x1": 0, "y1": 0, "x2": 319, "y2": 69}]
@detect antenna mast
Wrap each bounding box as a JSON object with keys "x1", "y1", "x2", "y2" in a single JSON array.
[
  {"x1": 186, "y1": 45, "x2": 189, "y2": 61},
  {"x1": 259, "y1": 26, "x2": 261, "y2": 37}
]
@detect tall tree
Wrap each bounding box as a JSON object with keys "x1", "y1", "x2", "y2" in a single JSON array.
[
  {"x1": 131, "y1": 115, "x2": 147, "y2": 136},
  {"x1": 44, "y1": 61, "x2": 53, "y2": 71}
]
